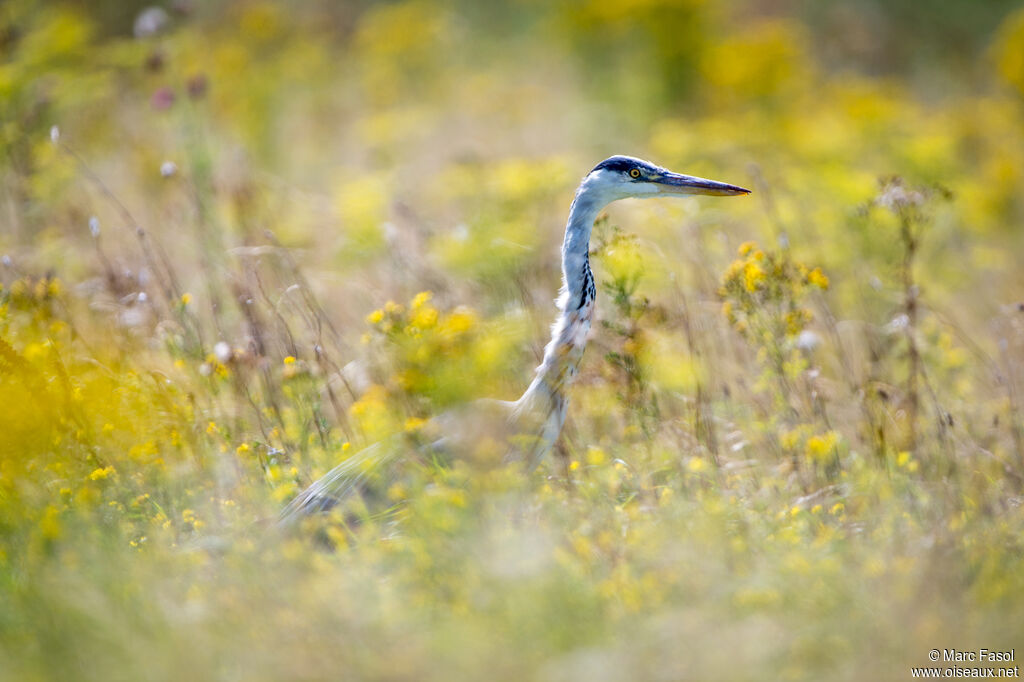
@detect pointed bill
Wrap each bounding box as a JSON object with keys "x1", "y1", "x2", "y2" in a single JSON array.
[{"x1": 654, "y1": 171, "x2": 751, "y2": 196}]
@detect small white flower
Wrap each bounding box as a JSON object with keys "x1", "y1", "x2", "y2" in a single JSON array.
[
  {"x1": 886, "y1": 314, "x2": 910, "y2": 333},
  {"x1": 214, "y1": 341, "x2": 232, "y2": 363},
  {"x1": 199, "y1": 363, "x2": 213, "y2": 377},
  {"x1": 137, "y1": 292, "x2": 148, "y2": 303},
  {"x1": 1, "y1": 255, "x2": 11, "y2": 267},
  {"x1": 796, "y1": 330, "x2": 821, "y2": 351},
  {"x1": 879, "y1": 183, "x2": 924, "y2": 211},
  {"x1": 160, "y1": 161, "x2": 178, "y2": 178},
  {"x1": 134, "y1": 7, "x2": 169, "y2": 38},
  {"x1": 50, "y1": 126, "x2": 60, "y2": 143},
  {"x1": 88, "y1": 216, "x2": 100, "y2": 237}
]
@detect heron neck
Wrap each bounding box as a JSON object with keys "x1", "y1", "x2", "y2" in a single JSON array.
[
  {"x1": 560, "y1": 188, "x2": 603, "y2": 307},
  {"x1": 518, "y1": 182, "x2": 605, "y2": 418}
]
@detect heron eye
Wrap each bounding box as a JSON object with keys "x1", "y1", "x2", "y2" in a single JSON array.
[{"x1": 629, "y1": 168, "x2": 641, "y2": 179}]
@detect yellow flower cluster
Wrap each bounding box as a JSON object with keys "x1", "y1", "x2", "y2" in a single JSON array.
[
  {"x1": 719, "y1": 242, "x2": 828, "y2": 341},
  {"x1": 88, "y1": 465, "x2": 116, "y2": 481},
  {"x1": 806, "y1": 431, "x2": 839, "y2": 463}
]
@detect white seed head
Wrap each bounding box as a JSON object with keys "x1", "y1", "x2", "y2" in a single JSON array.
[
  {"x1": 160, "y1": 160, "x2": 178, "y2": 178},
  {"x1": 796, "y1": 330, "x2": 821, "y2": 351},
  {"x1": 879, "y1": 183, "x2": 924, "y2": 211},
  {"x1": 50, "y1": 126, "x2": 60, "y2": 144},
  {"x1": 89, "y1": 216, "x2": 100, "y2": 237},
  {"x1": 214, "y1": 341, "x2": 232, "y2": 363},
  {"x1": 134, "y1": 7, "x2": 169, "y2": 38}
]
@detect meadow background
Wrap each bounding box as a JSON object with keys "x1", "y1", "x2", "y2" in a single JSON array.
[{"x1": 2, "y1": 0, "x2": 1024, "y2": 679}]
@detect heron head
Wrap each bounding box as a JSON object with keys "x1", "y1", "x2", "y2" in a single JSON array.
[{"x1": 584, "y1": 155, "x2": 750, "y2": 203}]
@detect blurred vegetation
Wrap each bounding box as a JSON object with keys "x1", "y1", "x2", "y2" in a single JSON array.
[{"x1": 2, "y1": 0, "x2": 1024, "y2": 679}]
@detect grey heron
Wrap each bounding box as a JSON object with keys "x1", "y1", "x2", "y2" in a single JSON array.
[{"x1": 281, "y1": 156, "x2": 749, "y2": 523}]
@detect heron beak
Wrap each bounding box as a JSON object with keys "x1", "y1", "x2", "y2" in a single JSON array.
[{"x1": 654, "y1": 171, "x2": 751, "y2": 197}]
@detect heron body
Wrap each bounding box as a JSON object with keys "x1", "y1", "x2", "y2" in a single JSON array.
[{"x1": 281, "y1": 156, "x2": 749, "y2": 522}]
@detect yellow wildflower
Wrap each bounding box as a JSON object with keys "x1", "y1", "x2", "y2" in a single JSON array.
[
  {"x1": 896, "y1": 451, "x2": 919, "y2": 471},
  {"x1": 807, "y1": 267, "x2": 829, "y2": 289},
  {"x1": 404, "y1": 416, "x2": 427, "y2": 432},
  {"x1": 785, "y1": 309, "x2": 811, "y2": 335},
  {"x1": 88, "y1": 466, "x2": 116, "y2": 481},
  {"x1": 411, "y1": 291, "x2": 432, "y2": 309},
  {"x1": 440, "y1": 307, "x2": 477, "y2": 336},
  {"x1": 742, "y1": 262, "x2": 765, "y2": 292},
  {"x1": 586, "y1": 446, "x2": 607, "y2": 466},
  {"x1": 181, "y1": 509, "x2": 204, "y2": 530},
  {"x1": 409, "y1": 304, "x2": 438, "y2": 330},
  {"x1": 806, "y1": 431, "x2": 839, "y2": 461}
]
